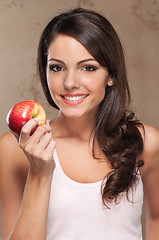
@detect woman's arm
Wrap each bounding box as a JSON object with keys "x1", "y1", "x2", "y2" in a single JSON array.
[
  {"x1": 0, "y1": 119, "x2": 55, "y2": 240},
  {"x1": 0, "y1": 132, "x2": 28, "y2": 239},
  {"x1": 140, "y1": 125, "x2": 159, "y2": 240}
]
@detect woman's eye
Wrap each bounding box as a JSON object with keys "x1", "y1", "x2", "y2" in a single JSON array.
[
  {"x1": 49, "y1": 65, "x2": 64, "y2": 72},
  {"x1": 82, "y1": 66, "x2": 97, "y2": 72}
]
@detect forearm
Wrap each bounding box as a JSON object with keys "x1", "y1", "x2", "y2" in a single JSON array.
[{"x1": 8, "y1": 171, "x2": 53, "y2": 240}]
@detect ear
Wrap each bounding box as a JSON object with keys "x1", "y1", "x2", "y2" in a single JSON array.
[{"x1": 107, "y1": 77, "x2": 114, "y2": 86}]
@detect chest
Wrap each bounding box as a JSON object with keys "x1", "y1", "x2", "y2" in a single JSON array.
[{"x1": 55, "y1": 138, "x2": 112, "y2": 184}]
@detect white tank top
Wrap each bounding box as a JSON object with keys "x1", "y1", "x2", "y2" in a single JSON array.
[{"x1": 46, "y1": 149, "x2": 143, "y2": 240}]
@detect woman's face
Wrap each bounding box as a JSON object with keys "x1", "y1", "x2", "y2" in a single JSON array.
[{"x1": 46, "y1": 34, "x2": 112, "y2": 119}]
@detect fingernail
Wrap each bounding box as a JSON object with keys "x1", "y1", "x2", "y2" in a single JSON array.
[{"x1": 34, "y1": 118, "x2": 39, "y2": 122}]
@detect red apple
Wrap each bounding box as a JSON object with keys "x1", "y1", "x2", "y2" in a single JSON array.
[{"x1": 6, "y1": 100, "x2": 46, "y2": 135}]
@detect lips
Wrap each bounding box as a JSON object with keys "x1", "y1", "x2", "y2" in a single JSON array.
[{"x1": 60, "y1": 94, "x2": 89, "y2": 105}]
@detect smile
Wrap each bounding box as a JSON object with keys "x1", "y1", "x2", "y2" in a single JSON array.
[
  {"x1": 63, "y1": 95, "x2": 88, "y2": 101},
  {"x1": 60, "y1": 94, "x2": 89, "y2": 105}
]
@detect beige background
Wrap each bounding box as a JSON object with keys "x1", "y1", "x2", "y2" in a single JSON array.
[{"x1": 0, "y1": 0, "x2": 159, "y2": 239}]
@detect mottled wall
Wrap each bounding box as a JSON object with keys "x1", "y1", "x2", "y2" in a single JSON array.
[
  {"x1": 0, "y1": 0, "x2": 159, "y2": 238},
  {"x1": 1, "y1": 0, "x2": 159, "y2": 135}
]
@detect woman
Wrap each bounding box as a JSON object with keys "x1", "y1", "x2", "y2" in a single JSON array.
[{"x1": 0, "y1": 8, "x2": 159, "y2": 240}]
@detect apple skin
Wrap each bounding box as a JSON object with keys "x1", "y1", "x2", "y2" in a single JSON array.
[{"x1": 6, "y1": 100, "x2": 46, "y2": 135}]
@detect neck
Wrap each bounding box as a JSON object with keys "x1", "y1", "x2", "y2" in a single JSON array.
[{"x1": 53, "y1": 112, "x2": 96, "y2": 141}]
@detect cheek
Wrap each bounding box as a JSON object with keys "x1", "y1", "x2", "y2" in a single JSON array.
[
  {"x1": 89, "y1": 79, "x2": 106, "y2": 99},
  {"x1": 46, "y1": 70, "x2": 55, "y2": 93},
  {"x1": 46, "y1": 81, "x2": 59, "y2": 106},
  {"x1": 47, "y1": 79, "x2": 54, "y2": 95},
  {"x1": 47, "y1": 76, "x2": 61, "y2": 95},
  {"x1": 46, "y1": 80, "x2": 61, "y2": 107}
]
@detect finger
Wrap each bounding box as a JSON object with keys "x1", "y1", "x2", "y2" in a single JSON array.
[
  {"x1": 43, "y1": 138, "x2": 56, "y2": 161},
  {"x1": 26, "y1": 124, "x2": 52, "y2": 147},
  {"x1": 36, "y1": 132, "x2": 53, "y2": 152},
  {"x1": 20, "y1": 118, "x2": 40, "y2": 143}
]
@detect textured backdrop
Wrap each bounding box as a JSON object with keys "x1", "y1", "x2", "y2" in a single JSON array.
[{"x1": 0, "y1": 0, "x2": 159, "y2": 135}]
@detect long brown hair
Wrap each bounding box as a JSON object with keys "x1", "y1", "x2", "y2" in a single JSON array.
[{"x1": 37, "y1": 8, "x2": 144, "y2": 206}]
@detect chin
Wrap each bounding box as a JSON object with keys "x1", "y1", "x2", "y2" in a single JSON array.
[
  {"x1": 60, "y1": 107, "x2": 96, "y2": 120},
  {"x1": 62, "y1": 111, "x2": 84, "y2": 119}
]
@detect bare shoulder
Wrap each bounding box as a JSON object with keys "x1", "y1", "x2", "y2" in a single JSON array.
[
  {"x1": 142, "y1": 124, "x2": 159, "y2": 155},
  {"x1": 139, "y1": 124, "x2": 159, "y2": 175},
  {"x1": 0, "y1": 131, "x2": 28, "y2": 168},
  {"x1": 0, "y1": 131, "x2": 19, "y2": 154},
  {"x1": 138, "y1": 125, "x2": 159, "y2": 222}
]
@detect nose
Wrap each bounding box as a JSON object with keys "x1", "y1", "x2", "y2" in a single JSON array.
[{"x1": 64, "y1": 70, "x2": 80, "y2": 90}]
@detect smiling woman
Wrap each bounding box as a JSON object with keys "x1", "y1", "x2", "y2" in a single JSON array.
[{"x1": 0, "y1": 7, "x2": 159, "y2": 240}]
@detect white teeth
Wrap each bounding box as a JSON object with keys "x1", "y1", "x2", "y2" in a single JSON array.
[{"x1": 63, "y1": 95, "x2": 87, "y2": 101}]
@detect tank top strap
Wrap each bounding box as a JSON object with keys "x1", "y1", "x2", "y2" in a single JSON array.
[
  {"x1": 46, "y1": 119, "x2": 60, "y2": 168},
  {"x1": 53, "y1": 148, "x2": 61, "y2": 169},
  {"x1": 46, "y1": 119, "x2": 51, "y2": 125}
]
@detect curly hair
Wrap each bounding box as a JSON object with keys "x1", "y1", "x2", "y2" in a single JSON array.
[{"x1": 37, "y1": 8, "x2": 144, "y2": 206}]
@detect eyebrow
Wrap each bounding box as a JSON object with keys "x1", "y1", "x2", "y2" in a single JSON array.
[{"x1": 48, "y1": 58, "x2": 96, "y2": 65}]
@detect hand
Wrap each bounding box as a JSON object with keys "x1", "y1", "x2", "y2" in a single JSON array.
[{"x1": 18, "y1": 119, "x2": 56, "y2": 178}]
